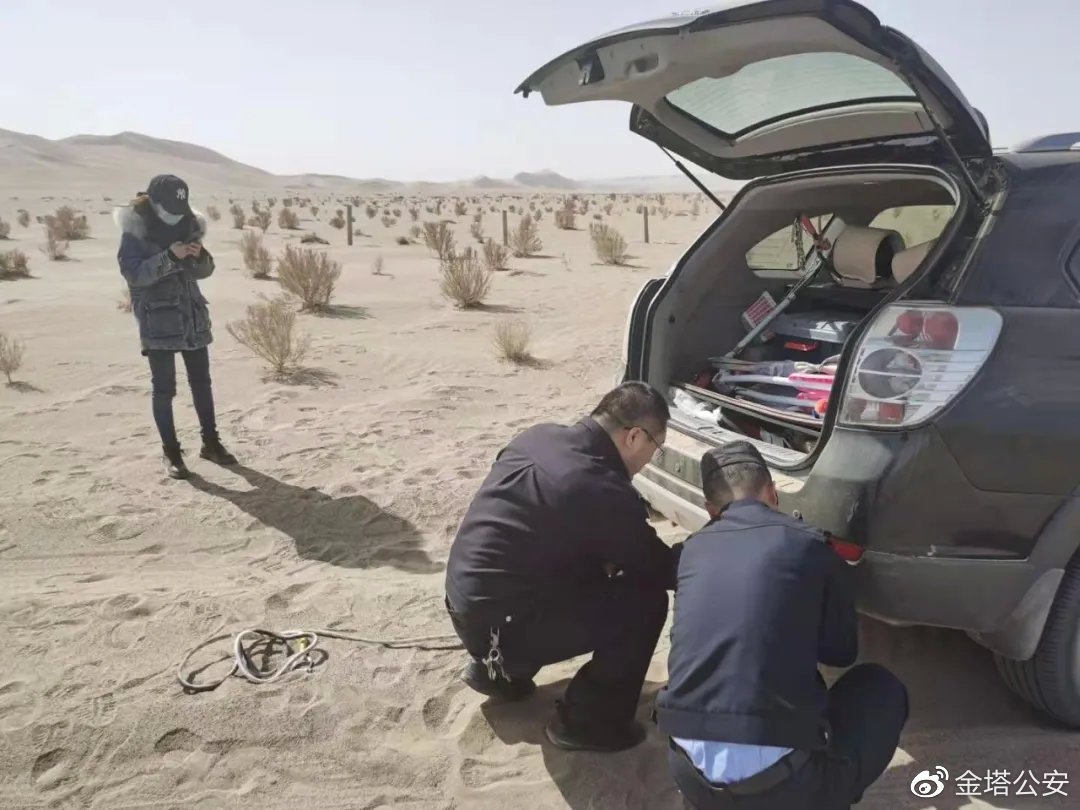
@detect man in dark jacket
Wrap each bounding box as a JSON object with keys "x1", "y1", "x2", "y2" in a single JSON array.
[
  {"x1": 656, "y1": 442, "x2": 908, "y2": 809},
  {"x1": 445, "y1": 382, "x2": 681, "y2": 752}
]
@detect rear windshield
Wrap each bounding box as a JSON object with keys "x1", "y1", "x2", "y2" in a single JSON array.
[{"x1": 665, "y1": 52, "x2": 915, "y2": 136}]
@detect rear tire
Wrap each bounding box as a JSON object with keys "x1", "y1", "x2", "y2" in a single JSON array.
[{"x1": 994, "y1": 558, "x2": 1080, "y2": 727}]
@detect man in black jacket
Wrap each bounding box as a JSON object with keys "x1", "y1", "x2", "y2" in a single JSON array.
[
  {"x1": 445, "y1": 382, "x2": 681, "y2": 752},
  {"x1": 656, "y1": 442, "x2": 908, "y2": 809}
]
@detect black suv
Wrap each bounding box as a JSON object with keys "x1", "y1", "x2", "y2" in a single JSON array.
[{"x1": 517, "y1": 0, "x2": 1080, "y2": 727}]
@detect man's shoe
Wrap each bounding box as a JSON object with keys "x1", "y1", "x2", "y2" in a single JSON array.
[
  {"x1": 460, "y1": 658, "x2": 536, "y2": 701},
  {"x1": 162, "y1": 441, "x2": 190, "y2": 480},
  {"x1": 544, "y1": 702, "x2": 647, "y2": 752},
  {"x1": 200, "y1": 431, "x2": 237, "y2": 465}
]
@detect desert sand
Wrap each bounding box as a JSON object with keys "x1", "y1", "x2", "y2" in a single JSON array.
[{"x1": 1, "y1": 138, "x2": 1078, "y2": 809}]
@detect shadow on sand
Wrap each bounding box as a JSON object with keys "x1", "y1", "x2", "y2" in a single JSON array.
[{"x1": 187, "y1": 462, "x2": 443, "y2": 574}]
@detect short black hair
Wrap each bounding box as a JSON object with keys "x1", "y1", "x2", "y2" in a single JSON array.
[
  {"x1": 701, "y1": 441, "x2": 772, "y2": 509},
  {"x1": 591, "y1": 381, "x2": 670, "y2": 431}
]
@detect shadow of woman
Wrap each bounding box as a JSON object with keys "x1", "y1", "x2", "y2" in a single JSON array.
[{"x1": 186, "y1": 463, "x2": 444, "y2": 575}]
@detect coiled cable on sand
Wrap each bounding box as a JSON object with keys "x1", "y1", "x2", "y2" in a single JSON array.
[{"x1": 177, "y1": 627, "x2": 464, "y2": 693}]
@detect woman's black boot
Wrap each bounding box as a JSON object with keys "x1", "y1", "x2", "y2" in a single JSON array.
[
  {"x1": 200, "y1": 430, "x2": 237, "y2": 465},
  {"x1": 162, "y1": 440, "x2": 189, "y2": 479}
]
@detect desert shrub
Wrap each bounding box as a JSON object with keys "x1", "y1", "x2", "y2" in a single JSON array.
[
  {"x1": 396, "y1": 235, "x2": 410, "y2": 245},
  {"x1": 0, "y1": 250, "x2": 30, "y2": 279},
  {"x1": 422, "y1": 221, "x2": 455, "y2": 260},
  {"x1": 490, "y1": 205, "x2": 497, "y2": 213},
  {"x1": 241, "y1": 231, "x2": 273, "y2": 279},
  {"x1": 409, "y1": 225, "x2": 422, "y2": 240},
  {"x1": 392, "y1": 208, "x2": 402, "y2": 218},
  {"x1": 44, "y1": 206, "x2": 89, "y2": 240},
  {"x1": 226, "y1": 295, "x2": 311, "y2": 377},
  {"x1": 301, "y1": 233, "x2": 329, "y2": 245},
  {"x1": 593, "y1": 213, "x2": 602, "y2": 221},
  {"x1": 381, "y1": 215, "x2": 395, "y2": 228},
  {"x1": 117, "y1": 286, "x2": 132, "y2": 312},
  {"x1": 482, "y1": 238, "x2": 509, "y2": 271},
  {"x1": 408, "y1": 207, "x2": 419, "y2": 222},
  {"x1": 534, "y1": 209, "x2": 543, "y2": 222},
  {"x1": 278, "y1": 207, "x2": 300, "y2": 230},
  {"x1": 590, "y1": 222, "x2": 629, "y2": 265},
  {"x1": 554, "y1": 202, "x2": 576, "y2": 230},
  {"x1": 207, "y1": 205, "x2": 221, "y2": 222},
  {"x1": 493, "y1": 319, "x2": 533, "y2": 365},
  {"x1": 425, "y1": 205, "x2": 435, "y2": 215},
  {"x1": 454, "y1": 200, "x2": 467, "y2": 217},
  {"x1": 276, "y1": 245, "x2": 341, "y2": 311},
  {"x1": 508, "y1": 204, "x2": 516, "y2": 214},
  {"x1": 470, "y1": 221, "x2": 484, "y2": 242},
  {"x1": 509, "y1": 214, "x2": 542, "y2": 258},
  {"x1": 691, "y1": 200, "x2": 701, "y2": 216},
  {"x1": 635, "y1": 204, "x2": 644, "y2": 214},
  {"x1": 329, "y1": 210, "x2": 346, "y2": 229},
  {"x1": 42, "y1": 224, "x2": 68, "y2": 260},
  {"x1": 440, "y1": 247, "x2": 491, "y2": 309},
  {"x1": 0, "y1": 218, "x2": 10, "y2": 239},
  {"x1": 604, "y1": 203, "x2": 614, "y2": 215},
  {"x1": 372, "y1": 255, "x2": 385, "y2": 275},
  {"x1": 17, "y1": 210, "x2": 30, "y2": 228},
  {"x1": 365, "y1": 205, "x2": 377, "y2": 219},
  {"x1": 0, "y1": 332, "x2": 25, "y2": 384},
  {"x1": 310, "y1": 206, "x2": 319, "y2": 218},
  {"x1": 283, "y1": 198, "x2": 293, "y2": 208},
  {"x1": 230, "y1": 203, "x2": 246, "y2": 229},
  {"x1": 254, "y1": 209, "x2": 272, "y2": 232}
]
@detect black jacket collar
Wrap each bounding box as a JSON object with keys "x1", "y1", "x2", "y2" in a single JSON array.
[{"x1": 579, "y1": 417, "x2": 630, "y2": 480}]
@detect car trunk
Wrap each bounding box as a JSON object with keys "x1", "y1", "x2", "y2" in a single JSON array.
[{"x1": 638, "y1": 166, "x2": 965, "y2": 465}]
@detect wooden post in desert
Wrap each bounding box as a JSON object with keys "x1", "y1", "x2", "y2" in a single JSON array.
[
  {"x1": 502, "y1": 210, "x2": 509, "y2": 246},
  {"x1": 346, "y1": 205, "x2": 353, "y2": 246},
  {"x1": 643, "y1": 207, "x2": 650, "y2": 244}
]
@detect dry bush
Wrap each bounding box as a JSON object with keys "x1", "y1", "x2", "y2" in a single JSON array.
[
  {"x1": 381, "y1": 215, "x2": 395, "y2": 228},
  {"x1": 408, "y1": 207, "x2": 419, "y2": 222},
  {"x1": 117, "y1": 285, "x2": 132, "y2": 312},
  {"x1": 241, "y1": 231, "x2": 273, "y2": 279},
  {"x1": 254, "y1": 209, "x2": 272, "y2": 232},
  {"x1": 440, "y1": 247, "x2": 491, "y2": 309},
  {"x1": 509, "y1": 214, "x2": 542, "y2": 258},
  {"x1": 422, "y1": 221, "x2": 455, "y2": 260},
  {"x1": 534, "y1": 209, "x2": 544, "y2": 222},
  {"x1": 230, "y1": 203, "x2": 246, "y2": 229},
  {"x1": 482, "y1": 238, "x2": 509, "y2": 271},
  {"x1": 43, "y1": 206, "x2": 89, "y2": 240},
  {"x1": 42, "y1": 225, "x2": 68, "y2": 260},
  {"x1": 0, "y1": 332, "x2": 25, "y2": 384},
  {"x1": 454, "y1": 200, "x2": 468, "y2": 217},
  {"x1": 365, "y1": 205, "x2": 377, "y2": 219},
  {"x1": 470, "y1": 221, "x2": 484, "y2": 242},
  {"x1": 590, "y1": 222, "x2": 629, "y2": 265},
  {"x1": 372, "y1": 255, "x2": 385, "y2": 275},
  {"x1": 635, "y1": 204, "x2": 644, "y2": 214},
  {"x1": 396, "y1": 235, "x2": 410, "y2": 245},
  {"x1": 301, "y1": 233, "x2": 329, "y2": 245},
  {"x1": 226, "y1": 295, "x2": 311, "y2": 377},
  {"x1": 604, "y1": 203, "x2": 614, "y2": 215},
  {"x1": 310, "y1": 206, "x2": 319, "y2": 218},
  {"x1": 278, "y1": 207, "x2": 300, "y2": 230},
  {"x1": 409, "y1": 224, "x2": 423, "y2": 240},
  {"x1": 493, "y1": 319, "x2": 533, "y2": 365},
  {"x1": 329, "y1": 210, "x2": 346, "y2": 230},
  {"x1": 17, "y1": 210, "x2": 30, "y2": 228},
  {"x1": 0, "y1": 250, "x2": 30, "y2": 279},
  {"x1": 554, "y1": 202, "x2": 576, "y2": 230},
  {"x1": 593, "y1": 213, "x2": 602, "y2": 221},
  {"x1": 0, "y1": 218, "x2": 10, "y2": 239},
  {"x1": 691, "y1": 199, "x2": 701, "y2": 217},
  {"x1": 283, "y1": 198, "x2": 293, "y2": 208},
  {"x1": 276, "y1": 245, "x2": 341, "y2": 312},
  {"x1": 207, "y1": 205, "x2": 221, "y2": 222}
]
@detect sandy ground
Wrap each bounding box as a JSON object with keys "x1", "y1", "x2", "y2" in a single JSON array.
[{"x1": 1, "y1": 191, "x2": 1077, "y2": 809}]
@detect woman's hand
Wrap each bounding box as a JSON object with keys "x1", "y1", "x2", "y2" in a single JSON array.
[{"x1": 169, "y1": 242, "x2": 192, "y2": 260}]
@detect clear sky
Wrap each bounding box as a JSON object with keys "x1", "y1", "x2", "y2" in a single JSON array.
[{"x1": 1, "y1": 0, "x2": 1076, "y2": 182}]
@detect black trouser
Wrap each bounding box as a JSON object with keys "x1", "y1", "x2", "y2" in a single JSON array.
[
  {"x1": 448, "y1": 582, "x2": 669, "y2": 726},
  {"x1": 146, "y1": 347, "x2": 217, "y2": 445},
  {"x1": 668, "y1": 664, "x2": 909, "y2": 810}
]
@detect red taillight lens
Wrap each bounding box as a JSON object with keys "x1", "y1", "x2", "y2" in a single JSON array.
[
  {"x1": 840, "y1": 304, "x2": 1002, "y2": 429},
  {"x1": 828, "y1": 537, "x2": 864, "y2": 563}
]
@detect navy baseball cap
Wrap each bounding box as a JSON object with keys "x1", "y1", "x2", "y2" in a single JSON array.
[
  {"x1": 701, "y1": 441, "x2": 769, "y2": 488},
  {"x1": 146, "y1": 174, "x2": 193, "y2": 217}
]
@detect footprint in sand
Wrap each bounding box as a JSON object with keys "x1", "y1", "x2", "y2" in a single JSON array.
[
  {"x1": 0, "y1": 679, "x2": 42, "y2": 732},
  {"x1": 265, "y1": 582, "x2": 314, "y2": 612},
  {"x1": 31, "y1": 748, "x2": 74, "y2": 792},
  {"x1": 69, "y1": 681, "x2": 120, "y2": 729}
]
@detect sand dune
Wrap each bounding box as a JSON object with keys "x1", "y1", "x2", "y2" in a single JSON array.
[{"x1": 0, "y1": 178, "x2": 1073, "y2": 809}]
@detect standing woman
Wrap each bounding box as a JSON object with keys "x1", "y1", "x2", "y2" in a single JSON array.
[{"x1": 116, "y1": 174, "x2": 237, "y2": 479}]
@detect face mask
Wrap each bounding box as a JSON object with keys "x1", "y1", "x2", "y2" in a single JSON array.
[{"x1": 151, "y1": 200, "x2": 184, "y2": 226}]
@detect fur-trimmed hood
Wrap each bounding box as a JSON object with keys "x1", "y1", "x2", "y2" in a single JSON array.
[{"x1": 113, "y1": 204, "x2": 207, "y2": 241}]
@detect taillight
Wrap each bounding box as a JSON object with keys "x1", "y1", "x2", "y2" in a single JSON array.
[
  {"x1": 839, "y1": 304, "x2": 1001, "y2": 429},
  {"x1": 827, "y1": 536, "x2": 864, "y2": 564}
]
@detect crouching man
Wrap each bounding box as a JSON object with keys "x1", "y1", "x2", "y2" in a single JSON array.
[
  {"x1": 655, "y1": 441, "x2": 908, "y2": 809},
  {"x1": 445, "y1": 382, "x2": 682, "y2": 752}
]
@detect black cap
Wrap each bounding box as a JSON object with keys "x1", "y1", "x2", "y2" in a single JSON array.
[
  {"x1": 701, "y1": 441, "x2": 768, "y2": 487},
  {"x1": 145, "y1": 174, "x2": 193, "y2": 216}
]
